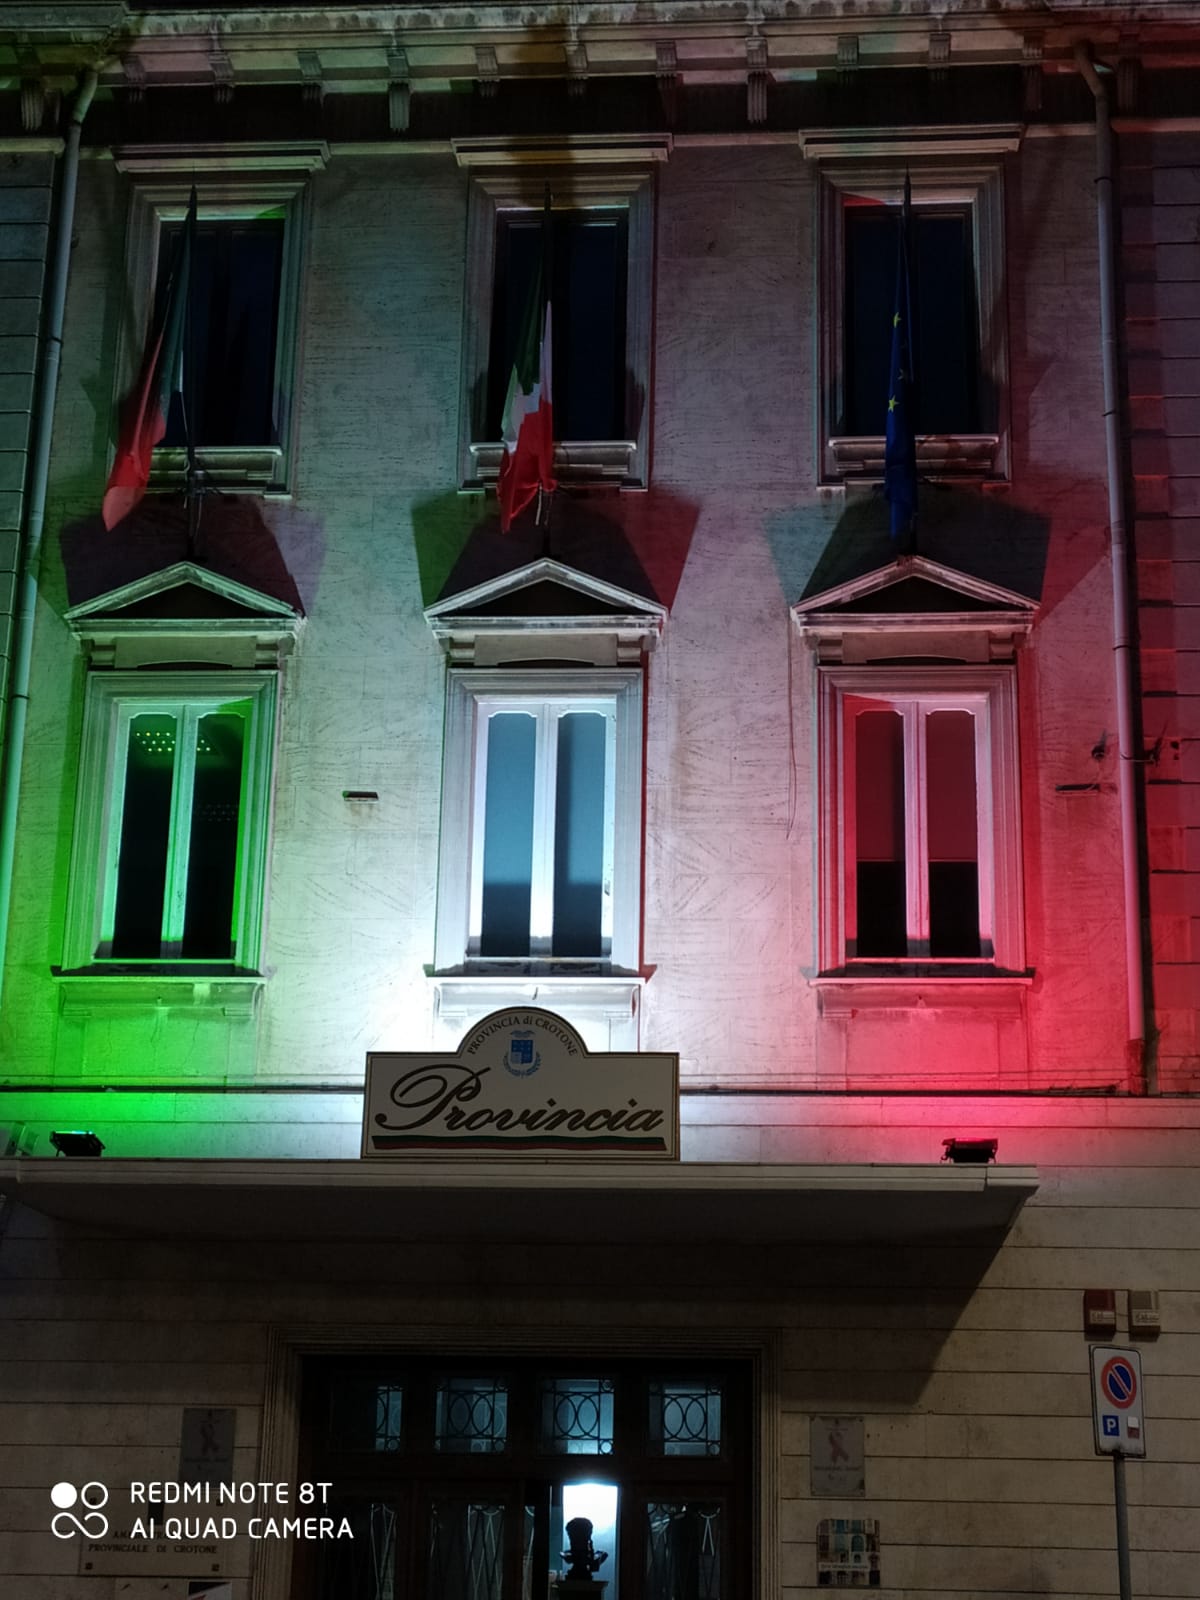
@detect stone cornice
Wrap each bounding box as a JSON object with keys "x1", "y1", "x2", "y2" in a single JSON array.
[{"x1": 4, "y1": 2, "x2": 1199, "y2": 95}]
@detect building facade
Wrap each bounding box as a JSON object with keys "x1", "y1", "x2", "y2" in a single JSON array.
[{"x1": 1, "y1": 3, "x2": 1199, "y2": 1598}]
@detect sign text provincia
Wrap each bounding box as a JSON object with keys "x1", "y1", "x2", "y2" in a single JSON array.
[{"x1": 363, "y1": 1008, "x2": 679, "y2": 1158}]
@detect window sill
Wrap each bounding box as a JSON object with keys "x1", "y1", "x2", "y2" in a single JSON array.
[
  {"x1": 814, "y1": 971, "x2": 1032, "y2": 1020},
  {"x1": 467, "y1": 440, "x2": 640, "y2": 489},
  {"x1": 429, "y1": 972, "x2": 646, "y2": 1052},
  {"x1": 52, "y1": 971, "x2": 265, "y2": 1020},
  {"x1": 826, "y1": 434, "x2": 1003, "y2": 483},
  {"x1": 151, "y1": 445, "x2": 285, "y2": 492},
  {"x1": 430, "y1": 960, "x2": 640, "y2": 979},
  {"x1": 815, "y1": 967, "x2": 1033, "y2": 982}
]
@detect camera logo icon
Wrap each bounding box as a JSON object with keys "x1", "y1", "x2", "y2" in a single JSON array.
[{"x1": 50, "y1": 1482, "x2": 109, "y2": 1539}]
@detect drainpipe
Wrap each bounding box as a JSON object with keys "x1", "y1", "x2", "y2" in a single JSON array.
[
  {"x1": 1074, "y1": 43, "x2": 1153, "y2": 1091},
  {"x1": 0, "y1": 67, "x2": 98, "y2": 1005}
]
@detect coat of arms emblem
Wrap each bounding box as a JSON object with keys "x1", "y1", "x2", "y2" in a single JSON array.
[{"x1": 503, "y1": 1029, "x2": 541, "y2": 1077}]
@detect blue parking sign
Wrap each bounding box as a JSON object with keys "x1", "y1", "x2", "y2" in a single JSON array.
[{"x1": 1102, "y1": 1415, "x2": 1120, "y2": 1437}]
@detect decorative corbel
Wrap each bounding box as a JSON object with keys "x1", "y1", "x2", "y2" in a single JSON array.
[
  {"x1": 298, "y1": 50, "x2": 324, "y2": 108},
  {"x1": 1117, "y1": 34, "x2": 1140, "y2": 115},
  {"x1": 388, "y1": 44, "x2": 411, "y2": 133},
  {"x1": 566, "y1": 43, "x2": 588, "y2": 99},
  {"x1": 656, "y1": 41, "x2": 679, "y2": 128},
  {"x1": 19, "y1": 51, "x2": 46, "y2": 133},
  {"x1": 476, "y1": 45, "x2": 499, "y2": 100},
  {"x1": 929, "y1": 30, "x2": 950, "y2": 86},
  {"x1": 747, "y1": 32, "x2": 769, "y2": 127},
  {"x1": 566, "y1": 39, "x2": 588, "y2": 99},
  {"x1": 210, "y1": 24, "x2": 234, "y2": 107},
  {"x1": 837, "y1": 35, "x2": 859, "y2": 82},
  {"x1": 1022, "y1": 35, "x2": 1043, "y2": 115},
  {"x1": 121, "y1": 54, "x2": 146, "y2": 110}
]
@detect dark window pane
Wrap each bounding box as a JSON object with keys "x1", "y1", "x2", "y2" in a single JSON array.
[
  {"x1": 427, "y1": 1501, "x2": 506, "y2": 1600},
  {"x1": 319, "y1": 1502, "x2": 397, "y2": 1600},
  {"x1": 182, "y1": 710, "x2": 245, "y2": 958},
  {"x1": 539, "y1": 1376, "x2": 614, "y2": 1455},
  {"x1": 553, "y1": 712, "x2": 606, "y2": 956},
  {"x1": 158, "y1": 219, "x2": 283, "y2": 448},
  {"x1": 480, "y1": 713, "x2": 536, "y2": 956},
  {"x1": 326, "y1": 1375, "x2": 404, "y2": 1453},
  {"x1": 649, "y1": 1381, "x2": 723, "y2": 1457},
  {"x1": 434, "y1": 1378, "x2": 508, "y2": 1454},
  {"x1": 854, "y1": 709, "x2": 907, "y2": 957},
  {"x1": 487, "y1": 213, "x2": 627, "y2": 441},
  {"x1": 915, "y1": 215, "x2": 980, "y2": 433},
  {"x1": 112, "y1": 713, "x2": 176, "y2": 957},
  {"x1": 843, "y1": 208, "x2": 979, "y2": 436},
  {"x1": 646, "y1": 1502, "x2": 722, "y2": 1600},
  {"x1": 927, "y1": 710, "x2": 981, "y2": 957}
]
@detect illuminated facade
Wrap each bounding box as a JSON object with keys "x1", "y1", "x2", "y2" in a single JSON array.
[{"x1": 0, "y1": 2, "x2": 1198, "y2": 1597}]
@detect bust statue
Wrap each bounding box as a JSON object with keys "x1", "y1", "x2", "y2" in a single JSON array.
[{"x1": 562, "y1": 1516, "x2": 608, "y2": 1582}]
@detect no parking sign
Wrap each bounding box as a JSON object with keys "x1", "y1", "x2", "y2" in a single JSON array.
[{"x1": 1090, "y1": 1346, "x2": 1146, "y2": 1457}]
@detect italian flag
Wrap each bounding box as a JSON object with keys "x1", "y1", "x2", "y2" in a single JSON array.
[
  {"x1": 102, "y1": 190, "x2": 195, "y2": 530},
  {"x1": 497, "y1": 203, "x2": 555, "y2": 532}
]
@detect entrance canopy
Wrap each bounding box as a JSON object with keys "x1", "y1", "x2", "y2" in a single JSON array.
[{"x1": 0, "y1": 1158, "x2": 1036, "y2": 1243}]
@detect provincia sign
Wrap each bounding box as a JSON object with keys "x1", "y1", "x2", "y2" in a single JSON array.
[{"x1": 363, "y1": 1008, "x2": 679, "y2": 1159}]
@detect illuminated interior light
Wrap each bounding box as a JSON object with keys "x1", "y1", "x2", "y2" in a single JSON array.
[{"x1": 561, "y1": 1480, "x2": 618, "y2": 1585}]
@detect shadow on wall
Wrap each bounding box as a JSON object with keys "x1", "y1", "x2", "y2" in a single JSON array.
[
  {"x1": 412, "y1": 486, "x2": 699, "y2": 609},
  {"x1": 797, "y1": 485, "x2": 1052, "y2": 604},
  {"x1": 58, "y1": 494, "x2": 318, "y2": 614}
]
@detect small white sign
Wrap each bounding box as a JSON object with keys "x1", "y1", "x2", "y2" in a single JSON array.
[
  {"x1": 363, "y1": 1008, "x2": 678, "y2": 1159},
  {"x1": 1090, "y1": 1345, "x2": 1146, "y2": 1458},
  {"x1": 811, "y1": 1416, "x2": 866, "y2": 1497},
  {"x1": 180, "y1": 1409, "x2": 236, "y2": 1486}
]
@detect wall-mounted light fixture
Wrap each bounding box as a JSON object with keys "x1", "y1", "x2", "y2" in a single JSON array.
[
  {"x1": 49, "y1": 1131, "x2": 105, "y2": 1158},
  {"x1": 942, "y1": 1137, "x2": 998, "y2": 1165}
]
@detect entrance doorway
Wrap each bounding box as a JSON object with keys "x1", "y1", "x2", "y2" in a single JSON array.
[{"x1": 297, "y1": 1356, "x2": 751, "y2": 1599}]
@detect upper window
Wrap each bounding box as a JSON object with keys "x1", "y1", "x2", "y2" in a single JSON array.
[
  {"x1": 156, "y1": 216, "x2": 285, "y2": 451},
  {"x1": 809, "y1": 145, "x2": 1011, "y2": 485},
  {"x1": 817, "y1": 666, "x2": 1024, "y2": 975},
  {"x1": 842, "y1": 206, "x2": 981, "y2": 437},
  {"x1": 114, "y1": 150, "x2": 319, "y2": 496},
  {"x1": 486, "y1": 210, "x2": 628, "y2": 443},
  {"x1": 434, "y1": 669, "x2": 643, "y2": 974},
  {"x1": 455, "y1": 142, "x2": 663, "y2": 492},
  {"x1": 62, "y1": 671, "x2": 277, "y2": 972}
]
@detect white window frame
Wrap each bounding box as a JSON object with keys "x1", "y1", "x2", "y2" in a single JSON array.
[
  {"x1": 817, "y1": 665, "x2": 1024, "y2": 974},
  {"x1": 62, "y1": 670, "x2": 278, "y2": 973},
  {"x1": 455, "y1": 143, "x2": 661, "y2": 492},
  {"x1": 434, "y1": 668, "x2": 643, "y2": 975},
  {"x1": 808, "y1": 143, "x2": 1012, "y2": 486},
  {"x1": 114, "y1": 147, "x2": 321, "y2": 496}
]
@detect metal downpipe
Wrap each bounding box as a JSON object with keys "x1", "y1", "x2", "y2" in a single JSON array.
[
  {"x1": 0, "y1": 68, "x2": 98, "y2": 1005},
  {"x1": 1075, "y1": 44, "x2": 1153, "y2": 1090}
]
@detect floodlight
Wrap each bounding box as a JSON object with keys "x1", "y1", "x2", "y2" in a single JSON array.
[
  {"x1": 49, "y1": 1131, "x2": 105, "y2": 1158},
  {"x1": 941, "y1": 1137, "x2": 998, "y2": 1165}
]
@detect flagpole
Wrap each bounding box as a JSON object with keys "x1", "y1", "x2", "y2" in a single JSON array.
[
  {"x1": 903, "y1": 172, "x2": 918, "y2": 556},
  {"x1": 538, "y1": 183, "x2": 553, "y2": 557},
  {"x1": 182, "y1": 186, "x2": 201, "y2": 563},
  {"x1": 884, "y1": 173, "x2": 918, "y2": 553}
]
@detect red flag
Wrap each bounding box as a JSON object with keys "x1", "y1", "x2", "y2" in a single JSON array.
[
  {"x1": 497, "y1": 196, "x2": 555, "y2": 532},
  {"x1": 102, "y1": 191, "x2": 195, "y2": 530}
]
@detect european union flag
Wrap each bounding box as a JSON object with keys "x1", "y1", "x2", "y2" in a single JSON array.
[{"x1": 884, "y1": 178, "x2": 917, "y2": 544}]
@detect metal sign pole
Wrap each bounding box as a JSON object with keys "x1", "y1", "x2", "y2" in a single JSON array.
[{"x1": 1113, "y1": 1451, "x2": 1132, "y2": 1600}]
